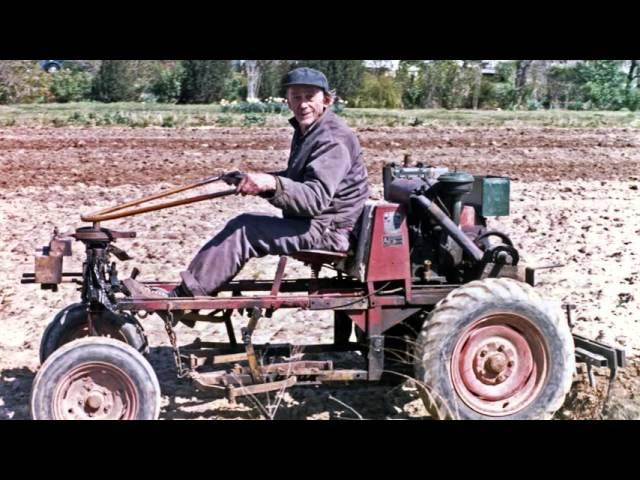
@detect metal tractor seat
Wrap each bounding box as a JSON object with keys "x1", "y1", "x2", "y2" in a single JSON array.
[
  {"x1": 291, "y1": 249, "x2": 349, "y2": 264},
  {"x1": 288, "y1": 202, "x2": 378, "y2": 279},
  {"x1": 289, "y1": 249, "x2": 350, "y2": 279}
]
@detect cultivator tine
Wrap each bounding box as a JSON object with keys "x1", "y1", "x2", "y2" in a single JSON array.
[
  {"x1": 243, "y1": 307, "x2": 263, "y2": 384},
  {"x1": 227, "y1": 376, "x2": 298, "y2": 404}
]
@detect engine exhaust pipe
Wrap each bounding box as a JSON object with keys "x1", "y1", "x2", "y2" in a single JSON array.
[{"x1": 413, "y1": 195, "x2": 484, "y2": 262}]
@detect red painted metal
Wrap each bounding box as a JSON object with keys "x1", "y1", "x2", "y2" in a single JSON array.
[
  {"x1": 117, "y1": 292, "x2": 370, "y2": 312},
  {"x1": 53, "y1": 362, "x2": 138, "y2": 420},
  {"x1": 365, "y1": 204, "x2": 412, "y2": 300},
  {"x1": 344, "y1": 310, "x2": 367, "y2": 334},
  {"x1": 367, "y1": 307, "x2": 383, "y2": 335},
  {"x1": 450, "y1": 313, "x2": 548, "y2": 417},
  {"x1": 459, "y1": 205, "x2": 476, "y2": 227},
  {"x1": 366, "y1": 204, "x2": 411, "y2": 282}
]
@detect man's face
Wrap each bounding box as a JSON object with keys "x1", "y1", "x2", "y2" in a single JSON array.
[{"x1": 286, "y1": 85, "x2": 331, "y2": 132}]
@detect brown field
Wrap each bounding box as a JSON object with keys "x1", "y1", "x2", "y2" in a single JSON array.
[{"x1": 1, "y1": 125, "x2": 639, "y2": 419}]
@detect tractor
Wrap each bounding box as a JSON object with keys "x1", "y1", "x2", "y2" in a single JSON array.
[{"x1": 21, "y1": 162, "x2": 625, "y2": 419}]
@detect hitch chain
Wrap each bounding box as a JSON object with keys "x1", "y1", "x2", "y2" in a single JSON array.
[{"x1": 163, "y1": 311, "x2": 190, "y2": 378}]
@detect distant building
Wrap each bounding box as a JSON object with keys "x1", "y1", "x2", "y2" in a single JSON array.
[
  {"x1": 363, "y1": 60, "x2": 400, "y2": 76},
  {"x1": 481, "y1": 60, "x2": 499, "y2": 75}
]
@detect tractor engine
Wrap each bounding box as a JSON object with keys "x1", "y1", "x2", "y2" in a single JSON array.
[{"x1": 382, "y1": 163, "x2": 514, "y2": 285}]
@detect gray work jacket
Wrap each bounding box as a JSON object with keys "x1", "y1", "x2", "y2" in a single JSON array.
[{"x1": 267, "y1": 109, "x2": 369, "y2": 231}]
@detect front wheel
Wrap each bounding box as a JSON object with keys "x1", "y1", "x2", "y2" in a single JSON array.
[
  {"x1": 39, "y1": 303, "x2": 148, "y2": 364},
  {"x1": 31, "y1": 337, "x2": 161, "y2": 420},
  {"x1": 414, "y1": 278, "x2": 574, "y2": 420}
]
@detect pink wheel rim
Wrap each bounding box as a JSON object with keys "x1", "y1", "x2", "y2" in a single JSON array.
[
  {"x1": 451, "y1": 313, "x2": 548, "y2": 416},
  {"x1": 53, "y1": 362, "x2": 138, "y2": 420}
]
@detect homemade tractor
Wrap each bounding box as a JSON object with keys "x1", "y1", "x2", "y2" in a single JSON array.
[{"x1": 22, "y1": 163, "x2": 626, "y2": 420}]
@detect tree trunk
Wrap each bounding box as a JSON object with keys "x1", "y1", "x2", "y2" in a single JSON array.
[
  {"x1": 472, "y1": 62, "x2": 482, "y2": 110},
  {"x1": 627, "y1": 60, "x2": 638, "y2": 90},
  {"x1": 515, "y1": 60, "x2": 533, "y2": 107},
  {"x1": 245, "y1": 60, "x2": 261, "y2": 101},
  {"x1": 515, "y1": 61, "x2": 533, "y2": 89}
]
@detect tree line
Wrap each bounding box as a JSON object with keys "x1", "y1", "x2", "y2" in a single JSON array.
[{"x1": 0, "y1": 60, "x2": 638, "y2": 111}]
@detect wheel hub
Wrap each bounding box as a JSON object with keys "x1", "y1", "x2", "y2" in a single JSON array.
[
  {"x1": 472, "y1": 339, "x2": 519, "y2": 385},
  {"x1": 54, "y1": 363, "x2": 137, "y2": 420},
  {"x1": 451, "y1": 314, "x2": 548, "y2": 416}
]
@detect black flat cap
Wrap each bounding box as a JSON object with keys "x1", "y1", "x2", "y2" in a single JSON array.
[{"x1": 283, "y1": 67, "x2": 330, "y2": 92}]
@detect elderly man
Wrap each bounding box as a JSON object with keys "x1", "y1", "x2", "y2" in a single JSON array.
[{"x1": 128, "y1": 67, "x2": 369, "y2": 303}]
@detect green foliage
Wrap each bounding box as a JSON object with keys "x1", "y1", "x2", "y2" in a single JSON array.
[
  {"x1": 161, "y1": 114, "x2": 177, "y2": 127},
  {"x1": 50, "y1": 70, "x2": 92, "y2": 102},
  {"x1": 495, "y1": 61, "x2": 517, "y2": 83},
  {"x1": 215, "y1": 114, "x2": 234, "y2": 126},
  {"x1": 179, "y1": 60, "x2": 233, "y2": 104},
  {"x1": 257, "y1": 60, "x2": 294, "y2": 99},
  {"x1": 396, "y1": 61, "x2": 427, "y2": 108},
  {"x1": 575, "y1": 61, "x2": 628, "y2": 109},
  {"x1": 242, "y1": 113, "x2": 266, "y2": 126},
  {"x1": 477, "y1": 78, "x2": 499, "y2": 109},
  {"x1": 149, "y1": 65, "x2": 184, "y2": 103},
  {"x1": 0, "y1": 61, "x2": 54, "y2": 104},
  {"x1": 398, "y1": 61, "x2": 496, "y2": 110},
  {"x1": 421, "y1": 61, "x2": 483, "y2": 109},
  {"x1": 625, "y1": 88, "x2": 640, "y2": 111},
  {"x1": 91, "y1": 61, "x2": 138, "y2": 102},
  {"x1": 220, "y1": 98, "x2": 288, "y2": 114},
  {"x1": 546, "y1": 61, "x2": 633, "y2": 110},
  {"x1": 422, "y1": 61, "x2": 459, "y2": 108},
  {"x1": 482, "y1": 61, "x2": 538, "y2": 110},
  {"x1": 546, "y1": 64, "x2": 582, "y2": 109},
  {"x1": 1, "y1": 59, "x2": 638, "y2": 114},
  {"x1": 494, "y1": 82, "x2": 520, "y2": 110},
  {"x1": 352, "y1": 72, "x2": 402, "y2": 108},
  {"x1": 293, "y1": 60, "x2": 366, "y2": 101},
  {"x1": 223, "y1": 70, "x2": 247, "y2": 102}
]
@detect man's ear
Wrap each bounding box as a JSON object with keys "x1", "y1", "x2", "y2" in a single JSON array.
[{"x1": 323, "y1": 93, "x2": 334, "y2": 107}]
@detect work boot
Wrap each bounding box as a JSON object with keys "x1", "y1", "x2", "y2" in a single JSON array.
[{"x1": 121, "y1": 278, "x2": 195, "y2": 327}]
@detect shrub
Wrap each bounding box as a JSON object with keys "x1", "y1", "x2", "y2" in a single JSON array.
[
  {"x1": 161, "y1": 115, "x2": 177, "y2": 127},
  {"x1": 50, "y1": 70, "x2": 92, "y2": 102},
  {"x1": 353, "y1": 72, "x2": 402, "y2": 108},
  {"x1": 149, "y1": 66, "x2": 184, "y2": 104},
  {"x1": 220, "y1": 97, "x2": 288, "y2": 114},
  {"x1": 179, "y1": 60, "x2": 233, "y2": 104},
  {"x1": 257, "y1": 60, "x2": 294, "y2": 99},
  {"x1": 91, "y1": 61, "x2": 138, "y2": 102},
  {"x1": 0, "y1": 61, "x2": 54, "y2": 104},
  {"x1": 243, "y1": 113, "x2": 266, "y2": 126},
  {"x1": 625, "y1": 88, "x2": 640, "y2": 111},
  {"x1": 215, "y1": 114, "x2": 234, "y2": 126}
]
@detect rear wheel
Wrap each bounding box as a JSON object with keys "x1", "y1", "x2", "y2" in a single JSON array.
[
  {"x1": 415, "y1": 278, "x2": 574, "y2": 420},
  {"x1": 31, "y1": 337, "x2": 161, "y2": 420},
  {"x1": 39, "y1": 303, "x2": 148, "y2": 364}
]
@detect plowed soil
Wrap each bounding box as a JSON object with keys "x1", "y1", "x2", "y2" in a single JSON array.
[{"x1": 1, "y1": 125, "x2": 639, "y2": 420}]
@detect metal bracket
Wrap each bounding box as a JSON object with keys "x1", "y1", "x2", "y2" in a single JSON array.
[
  {"x1": 368, "y1": 335, "x2": 385, "y2": 381},
  {"x1": 241, "y1": 307, "x2": 263, "y2": 384}
]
